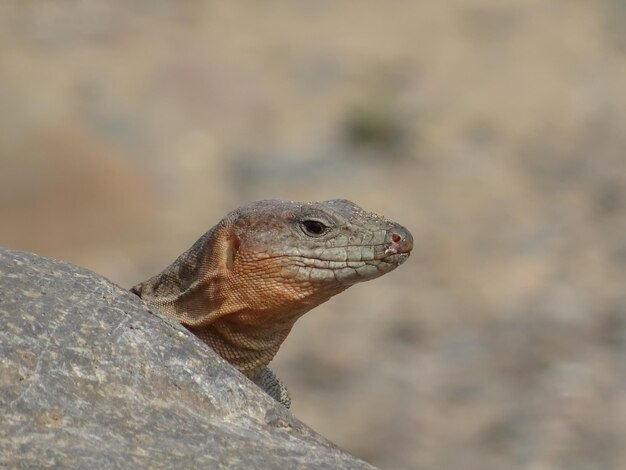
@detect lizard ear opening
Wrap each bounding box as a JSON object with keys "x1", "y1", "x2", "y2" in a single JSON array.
[{"x1": 225, "y1": 236, "x2": 240, "y2": 270}]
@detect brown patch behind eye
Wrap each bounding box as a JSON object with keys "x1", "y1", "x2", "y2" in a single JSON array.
[{"x1": 225, "y1": 236, "x2": 240, "y2": 270}]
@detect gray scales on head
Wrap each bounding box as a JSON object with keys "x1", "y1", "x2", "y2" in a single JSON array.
[{"x1": 131, "y1": 199, "x2": 413, "y2": 407}]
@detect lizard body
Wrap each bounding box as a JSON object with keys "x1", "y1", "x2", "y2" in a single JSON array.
[{"x1": 131, "y1": 199, "x2": 412, "y2": 407}]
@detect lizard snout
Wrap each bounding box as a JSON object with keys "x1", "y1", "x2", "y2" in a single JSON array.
[{"x1": 384, "y1": 225, "x2": 413, "y2": 255}]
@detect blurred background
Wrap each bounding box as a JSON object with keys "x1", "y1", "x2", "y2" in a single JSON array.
[{"x1": 1, "y1": 1, "x2": 625, "y2": 469}]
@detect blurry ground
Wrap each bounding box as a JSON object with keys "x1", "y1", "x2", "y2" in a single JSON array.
[{"x1": 1, "y1": 1, "x2": 626, "y2": 469}]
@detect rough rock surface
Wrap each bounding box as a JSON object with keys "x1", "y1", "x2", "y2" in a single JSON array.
[{"x1": 0, "y1": 248, "x2": 373, "y2": 469}]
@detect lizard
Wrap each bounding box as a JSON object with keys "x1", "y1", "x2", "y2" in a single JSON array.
[{"x1": 131, "y1": 199, "x2": 413, "y2": 407}]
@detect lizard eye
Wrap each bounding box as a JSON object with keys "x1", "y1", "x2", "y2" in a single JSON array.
[{"x1": 300, "y1": 220, "x2": 328, "y2": 237}]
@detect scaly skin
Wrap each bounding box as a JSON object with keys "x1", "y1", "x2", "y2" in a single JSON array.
[{"x1": 131, "y1": 199, "x2": 413, "y2": 407}]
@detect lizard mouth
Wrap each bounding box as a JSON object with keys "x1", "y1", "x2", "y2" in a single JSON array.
[
  {"x1": 273, "y1": 240, "x2": 412, "y2": 267},
  {"x1": 382, "y1": 251, "x2": 411, "y2": 266}
]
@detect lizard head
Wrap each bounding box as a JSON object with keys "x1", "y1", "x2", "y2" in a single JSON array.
[{"x1": 204, "y1": 199, "x2": 413, "y2": 318}]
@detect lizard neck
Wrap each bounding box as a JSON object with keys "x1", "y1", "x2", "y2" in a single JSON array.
[
  {"x1": 185, "y1": 288, "x2": 341, "y2": 374},
  {"x1": 133, "y1": 242, "x2": 345, "y2": 373},
  {"x1": 188, "y1": 316, "x2": 293, "y2": 375}
]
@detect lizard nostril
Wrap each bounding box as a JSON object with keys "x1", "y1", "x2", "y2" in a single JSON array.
[{"x1": 387, "y1": 225, "x2": 413, "y2": 254}]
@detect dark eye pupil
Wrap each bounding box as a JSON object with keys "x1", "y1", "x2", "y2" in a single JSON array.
[{"x1": 302, "y1": 220, "x2": 327, "y2": 236}]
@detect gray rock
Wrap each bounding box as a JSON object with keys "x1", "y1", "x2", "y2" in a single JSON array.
[{"x1": 0, "y1": 248, "x2": 373, "y2": 469}]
